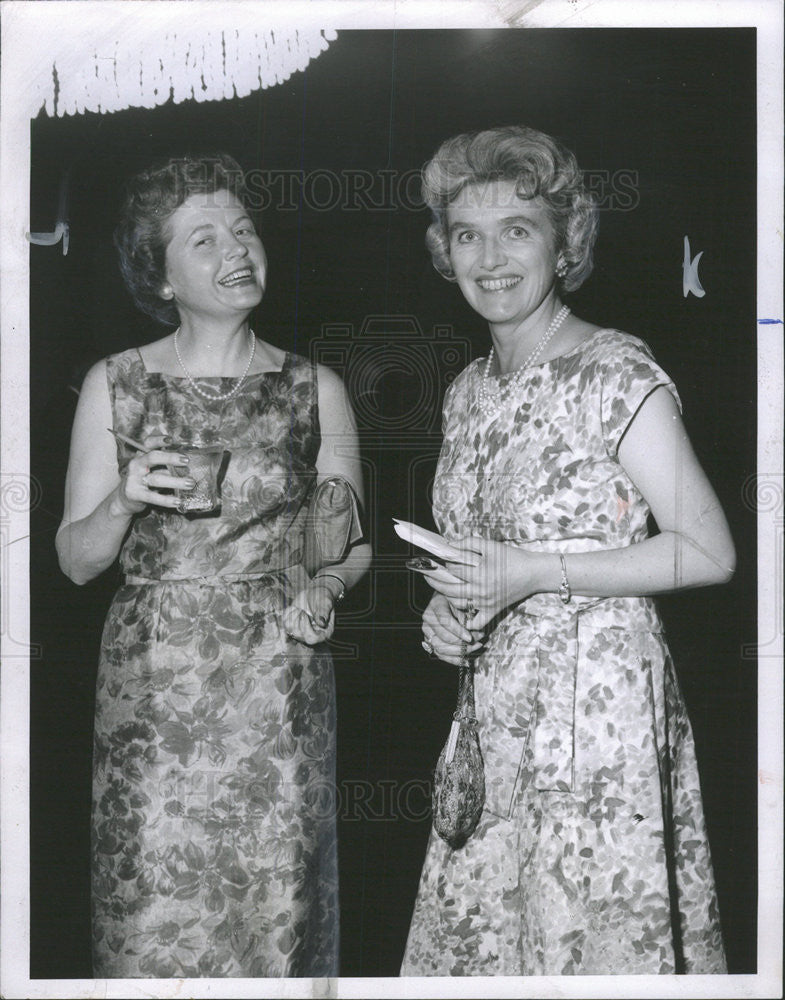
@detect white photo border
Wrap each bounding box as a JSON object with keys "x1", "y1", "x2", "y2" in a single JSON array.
[{"x1": 1, "y1": 2, "x2": 782, "y2": 998}]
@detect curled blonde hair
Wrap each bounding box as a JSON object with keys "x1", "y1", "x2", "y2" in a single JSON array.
[{"x1": 422, "y1": 126, "x2": 599, "y2": 292}]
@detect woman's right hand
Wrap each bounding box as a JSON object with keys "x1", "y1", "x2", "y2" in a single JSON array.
[
  {"x1": 421, "y1": 593, "x2": 485, "y2": 666},
  {"x1": 113, "y1": 434, "x2": 196, "y2": 515}
]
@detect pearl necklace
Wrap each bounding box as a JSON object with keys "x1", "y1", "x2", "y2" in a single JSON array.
[
  {"x1": 173, "y1": 328, "x2": 256, "y2": 402},
  {"x1": 478, "y1": 305, "x2": 570, "y2": 418}
]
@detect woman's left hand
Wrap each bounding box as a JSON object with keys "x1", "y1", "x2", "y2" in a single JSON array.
[
  {"x1": 283, "y1": 579, "x2": 337, "y2": 645},
  {"x1": 413, "y1": 536, "x2": 534, "y2": 629}
]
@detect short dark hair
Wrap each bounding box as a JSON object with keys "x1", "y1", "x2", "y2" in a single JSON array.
[
  {"x1": 421, "y1": 126, "x2": 599, "y2": 292},
  {"x1": 114, "y1": 153, "x2": 250, "y2": 326}
]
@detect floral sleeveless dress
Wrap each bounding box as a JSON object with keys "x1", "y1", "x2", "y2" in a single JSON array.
[
  {"x1": 92, "y1": 349, "x2": 338, "y2": 978},
  {"x1": 401, "y1": 330, "x2": 726, "y2": 976}
]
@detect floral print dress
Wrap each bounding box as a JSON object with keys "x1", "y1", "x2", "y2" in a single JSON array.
[
  {"x1": 92, "y1": 349, "x2": 338, "y2": 978},
  {"x1": 401, "y1": 330, "x2": 727, "y2": 976}
]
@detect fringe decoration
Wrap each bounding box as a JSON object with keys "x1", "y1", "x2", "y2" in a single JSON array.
[{"x1": 33, "y1": 23, "x2": 337, "y2": 117}]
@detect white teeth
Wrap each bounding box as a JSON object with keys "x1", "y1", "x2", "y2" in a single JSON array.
[
  {"x1": 219, "y1": 268, "x2": 253, "y2": 285},
  {"x1": 477, "y1": 277, "x2": 521, "y2": 291}
]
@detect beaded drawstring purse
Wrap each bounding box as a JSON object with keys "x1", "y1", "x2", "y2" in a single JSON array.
[{"x1": 431, "y1": 604, "x2": 485, "y2": 848}]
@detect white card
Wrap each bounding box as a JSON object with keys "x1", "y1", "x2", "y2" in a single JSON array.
[{"x1": 393, "y1": 518, "x2": 479, "y2": 564}]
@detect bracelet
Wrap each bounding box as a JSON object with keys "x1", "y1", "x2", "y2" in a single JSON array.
[
  {"x1": 558, "y1": 554, "x2": 571, "y2": 605},
  {"x1": 312, "y1": 572, "x2": 345, "y2": 603}
]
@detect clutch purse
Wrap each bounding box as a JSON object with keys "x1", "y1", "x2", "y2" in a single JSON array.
[
  {"x1": 302, "y1": 476, "x2": 363, "y2": 576},
  {"x1": 432, "y1": 607, "x2": 485, "y2": 849}
]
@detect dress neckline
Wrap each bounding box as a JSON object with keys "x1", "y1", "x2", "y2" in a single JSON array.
[
  {"x1": 482, "y1": 327, "x2": 615, "y2": 380},
  {"x1": 134, "y1": 347, "x2": 292, "y2": 380}
]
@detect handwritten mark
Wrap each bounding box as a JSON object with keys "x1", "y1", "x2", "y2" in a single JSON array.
[
  {"x1": 682, "y1": 236, "x2": 705, "y2": 298},
  {"x1": 26, "y1": 170, "x2": 70, "y2": 255},
  {"x1": 27, "y1": 220, "x2": 69, "y2": 255},
  {"x1": 757, "y1": 318, "x2": 783, "y2": 324}
]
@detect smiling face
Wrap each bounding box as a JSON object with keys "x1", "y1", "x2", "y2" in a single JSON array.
[
  {"x1": 446, "y1": 180, "x2": 562, "y2": 332},
  {"x1": 161, "y1": 187, "x2": 266, "y2": 324}
]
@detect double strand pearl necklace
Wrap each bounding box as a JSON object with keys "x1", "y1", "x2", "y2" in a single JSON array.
[
  {"x1": 477, "y1": 305, "x2": 570, "y2": 418},
  {"x1": 173, "y1": 328, "x2": 256, "y2": 402}
]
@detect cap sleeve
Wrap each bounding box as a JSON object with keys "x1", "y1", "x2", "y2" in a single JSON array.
[{"x1": 599, "y1": 333, "x2": 682, "y2": 456}]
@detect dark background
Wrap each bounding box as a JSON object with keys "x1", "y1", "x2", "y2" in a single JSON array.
[{"x1": 29, "y1": 28, "x2": 757, "y2": 978}]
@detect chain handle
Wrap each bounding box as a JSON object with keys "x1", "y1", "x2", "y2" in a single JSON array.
[{"x1": 444, "y1": 602, "x2": 478, "y2": 763}]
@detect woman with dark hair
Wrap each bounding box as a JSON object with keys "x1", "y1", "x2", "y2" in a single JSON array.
[
  {"x1": 56, "y1": 153, "x2": 370, "y2": 977},
  {"x1": 401, "y1": 126, "x2": 734, "y2": 976}
]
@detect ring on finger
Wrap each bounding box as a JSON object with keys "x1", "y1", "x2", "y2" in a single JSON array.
[{"x1": 421, "y1": 639, "x2": 434, "y2": 656}]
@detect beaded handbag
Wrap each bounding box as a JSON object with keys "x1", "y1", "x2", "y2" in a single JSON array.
[{"x1": 431, "y1": 606, "x2": 485, "y2": 849}]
